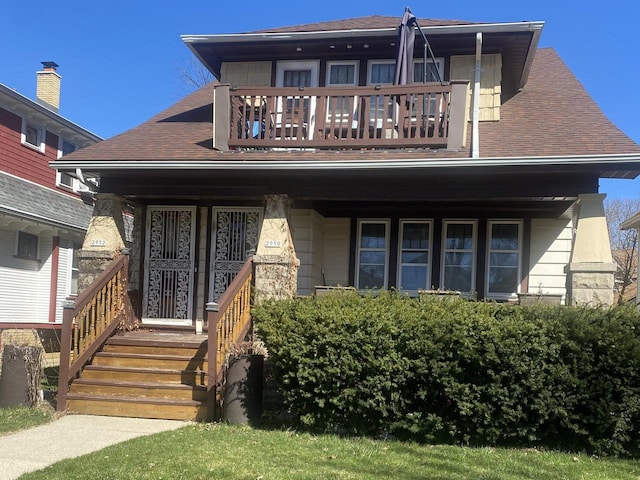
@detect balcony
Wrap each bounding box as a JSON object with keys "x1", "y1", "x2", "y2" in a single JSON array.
[{"x1": 212, "y1": 82, "x2": 470, "y2": 152}]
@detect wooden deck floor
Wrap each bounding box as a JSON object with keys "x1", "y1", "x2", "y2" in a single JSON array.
[{"x1": 117, "y1": 329, "x2": 207, "y2": 347}]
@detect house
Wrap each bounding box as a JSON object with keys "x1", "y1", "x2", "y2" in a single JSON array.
[
  {"x1": 51, "y1": 15, "x2": 640, "y2": 420},
  {"x1": 0, "y1": 63, "x2": 102, "y2": 361},
  {"x1": 620, "y1": 213, "x2": 640, "y2": 304}
]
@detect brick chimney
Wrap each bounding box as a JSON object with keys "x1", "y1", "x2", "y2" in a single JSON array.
[{"x1": 36, "y1": 61, "x2": 61, "y2": 112}]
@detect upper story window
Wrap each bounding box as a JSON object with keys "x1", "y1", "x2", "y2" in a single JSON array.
[
  {"x1": 21, "y1": 118, "x2": 45, "y2": 153},
  {"x1": 276, "y1": 61, "x2": 319, "y2": 88},
  {"x1": 414, "y1": 59, "x2": 445, "y2": 83},
  {"x1": 56, "y1": 139, "x2": 77, "y2": 190},
  {"x1": 16, "y1": 231, "x2": 39, "y2": 260},
  {"x1": 326, "y1": 61, "x2": 358, "y2": 87}
]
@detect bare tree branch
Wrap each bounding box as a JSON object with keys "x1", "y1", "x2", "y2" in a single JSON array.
[{"x1": 605, "y1": 198, "x2": 640, "y2": 304}]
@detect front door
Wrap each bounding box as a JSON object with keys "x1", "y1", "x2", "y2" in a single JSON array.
[
  {"x1": 142, "y1": 206, "x2": 196, "y2": 325},
  {"x1": 210, "y1": 207, "x2": 262, "y2": 301}
]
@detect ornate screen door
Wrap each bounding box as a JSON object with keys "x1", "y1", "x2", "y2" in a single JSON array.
[
  {"x1": 210, "y1": 207, "x2": 262, "y2": 301},
  {"x1": 142, "y1": 206, "x2": 196, "y2": 325}
]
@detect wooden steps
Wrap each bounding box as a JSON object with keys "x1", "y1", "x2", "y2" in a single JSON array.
[{"x1": 66, "y1": 332, "x2": 209, "y2": 421}]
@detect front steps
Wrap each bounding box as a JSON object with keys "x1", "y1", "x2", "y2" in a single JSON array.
[{"x1": 65, "y1": 333, "x2": 209, "y2": 421}]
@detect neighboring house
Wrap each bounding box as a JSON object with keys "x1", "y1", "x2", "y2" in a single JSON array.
[
  {"x1": 54, "y1": 15, "x2": 640, "y2": 330},
  {"x1": 620, "y1": 213, "x2": 640, "y2": 304},
  {"x1": 0, "y1": 63, "x2": 102, "y2": 346}
]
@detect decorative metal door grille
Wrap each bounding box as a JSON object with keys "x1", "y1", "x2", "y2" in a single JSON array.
[
  {"x1": 143, "y1": 207, "x2": 196, "y2": 323},
  {"x1": 210, "y1": 208, "x2": 261, "y2": 301}
]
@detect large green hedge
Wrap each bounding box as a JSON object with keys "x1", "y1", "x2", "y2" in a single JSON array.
[{"x1": 252, "y1": 291, "x2": 640, "y2": 457}]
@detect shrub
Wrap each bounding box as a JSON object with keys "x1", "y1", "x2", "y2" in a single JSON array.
[{"x1": 253, "y1": 292, "x2": 640, "y2": 457}]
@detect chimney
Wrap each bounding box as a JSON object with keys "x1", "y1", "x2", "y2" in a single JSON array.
[{"x1": 36, "y1": 61, "x2": 61, "y2": 112}]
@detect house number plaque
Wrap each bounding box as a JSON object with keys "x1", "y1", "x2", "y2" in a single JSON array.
[{"x1": 264, "y1": 240, "x2": 281, "y2": 248}]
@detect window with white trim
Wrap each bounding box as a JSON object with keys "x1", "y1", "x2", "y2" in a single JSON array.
[
  {"x1": 413, "y1": 58, "x2": 445, "y2": 83},
  {"x1": 326, "y1": 61, "x2": 359, "y2": 123},
  {"x1": 397, "y1": 220, "x2": 432, "y2": 293},
  {"x1": 69, "y1": 243, "x2": 81, "y2": 295},
  {"x1": 486, "y1": 221, "x2": 522, "y2": 299},
  {"x1": 16, "y1": 231, "x2": 38, "y2": 260},
  {"x1": 21, "y1": 118, "x2": 45, "y2": 152},
  {"x1": 441, "y1": 220, "x2": 476, "y2": 292},
  {"x1": 356, "y1": 219, "x2": 390, "y2": 290},
  {"x1": 56, "y1": 139, "x2": 77, "y2": 190}
]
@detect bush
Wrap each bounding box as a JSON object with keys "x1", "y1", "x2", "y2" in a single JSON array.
[{"x1": 253, "y1": 291, "x2": 640, "y2": 457}]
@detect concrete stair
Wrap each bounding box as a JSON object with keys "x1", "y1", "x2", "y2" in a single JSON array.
[{"x1": 66, "y1": 333, "x2": 209, "y2": 421}]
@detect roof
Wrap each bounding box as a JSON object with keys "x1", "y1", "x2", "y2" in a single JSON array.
[
  {"x1": 0, "y1": 172, "x2": 93, "y2": 231},
  {"x1": 56, "y1": 48, "x2": 640, "y2": 178}
]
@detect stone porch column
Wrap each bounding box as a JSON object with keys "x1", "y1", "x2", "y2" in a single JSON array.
[
  {"x1": 77, "y1": 193, "x2": 128, "y2": 293},
  {"x1": 565, "y1": 193, "x2": 617, "y2": 306},
  {"x1": 253, "y1": 194, "x2": 300, "y2": 303}
]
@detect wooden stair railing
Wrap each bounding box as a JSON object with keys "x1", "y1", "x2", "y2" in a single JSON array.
[
  {"x1": 57, "y1": 252, "x2": 134, "y2": 412},
  {"x1": 206, "y1": 256, "x2": 254, "y2": 420}
]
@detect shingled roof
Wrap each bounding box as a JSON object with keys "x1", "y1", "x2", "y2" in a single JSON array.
[{"x1": 58, "y1": 48, "x2": 640, "y2": 168}]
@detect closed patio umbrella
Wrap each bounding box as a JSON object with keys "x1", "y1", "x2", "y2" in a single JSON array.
[{"x1": 394, "y1": 8, "x2": 417, "y2": 85}]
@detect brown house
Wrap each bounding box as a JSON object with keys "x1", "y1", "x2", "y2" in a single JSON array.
[{"x1": 52, "y1": 15, "x2": 640, "y2": 420}]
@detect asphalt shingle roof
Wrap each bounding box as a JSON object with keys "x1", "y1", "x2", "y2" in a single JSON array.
[
  {"x1": 59, "y1": 48, "x2": 640, "y2": 165},
  {"x1": 0, "y1": 172, "x2": 93, "y2": 231}
]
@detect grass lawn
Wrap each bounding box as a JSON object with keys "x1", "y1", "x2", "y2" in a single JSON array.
[
  {"x1": 20, "y1": 423, "x2": 640, "y2": 480},
  {"x1": 0, "y1": 406, "x2": 55, "y2": 435}
]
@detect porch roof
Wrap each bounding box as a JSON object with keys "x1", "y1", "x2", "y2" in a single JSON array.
[{"x1": 54, "y1": 49, "x2": 640, "y2": 179}]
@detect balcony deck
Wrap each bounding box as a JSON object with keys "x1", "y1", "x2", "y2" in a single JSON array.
[{"x1": 212, "y1": 82, "x2": 469, "y2": 152}]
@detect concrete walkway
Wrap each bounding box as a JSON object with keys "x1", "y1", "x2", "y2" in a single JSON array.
[{"x1": 0, "y1": 414, "x2": 187, "y2": 479}]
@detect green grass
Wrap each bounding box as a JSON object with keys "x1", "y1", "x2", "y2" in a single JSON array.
[
  {"x1": 21, "y1": 423, "x2": 640, "y2": 480},
  {"x1": 0, "y1": 406, "x2": 55, "y2": 435}
]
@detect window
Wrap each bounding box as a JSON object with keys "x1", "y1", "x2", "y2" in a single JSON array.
[
  {"x1": 398, "y1": 220, "x2": 432, "y2": 293},
  {"x1": 486, "y1": 221, "x2": 522, "y2": 299},
  {"x1": 413, "y1": 58, "x2": 445, "y2": 83},
  {"x1": 441, "y1": 221, "x2": 476, "y2": 292},
  {"x1": 21, "y1": 118, "x2": 45, "y2": 152},
  {"x1": 326, "y1": 61, "x2": 359, "y2": 124},
  {"x1": 17, "y1": 231, "x2": 38, "y2": 260},
  {"x1": 56, "y1": 139, "x2": 78, "y2": 190},
  {"x1": 356, "y1": 220, "x2": 390, "y2": 290},
  {"x1": 69, "y1": 243, "x2": 81, "y2": 295}
]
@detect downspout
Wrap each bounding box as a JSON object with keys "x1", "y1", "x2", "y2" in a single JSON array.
[{"x1": 472, "y1": 32, "x2": 482, "y2": 159}]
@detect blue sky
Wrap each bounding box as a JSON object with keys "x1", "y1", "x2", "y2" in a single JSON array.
[{"x1": 2, "y1": 0, "x2": 638, "y2": 198}]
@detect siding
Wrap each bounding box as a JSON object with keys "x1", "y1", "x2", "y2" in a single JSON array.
[
  {"x1": 0, "y1": 107, "x2": 63, "y2": 191},
  {"x1": 322, "y1": 218, "x2": 351, "y2": 288},
  {"x1": 196, "y1": 207, "x2": 208, "y2": 320},
  {"x1": 449, "y1": 53, "x2": 502, "y2": 121},
  {"x1": 55, "y1": 239, "x2": 73, "y2": 323},
  {"x1": 291, "y1": 209, "x2": 325, "y2": 296},
  {"x1": 221, "y1": 61, "x2": 272, "y2": 87},
  {"x1": 0, "y1": 229, "x2": 52, "y2": 323},
  {"x1": 528, "y1": 218, "x2": 573, "y2": 298}
]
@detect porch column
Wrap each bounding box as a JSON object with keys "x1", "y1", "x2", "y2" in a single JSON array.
[
  {"x1": 253, "y1": 194, "x2": 300, "y2": 303},
  {"x1": 565, "y1": 193, "x2": 617, "y2": 306},
  {"x1": 77, "y1": 193, "x2": 128, "y2": 293}
]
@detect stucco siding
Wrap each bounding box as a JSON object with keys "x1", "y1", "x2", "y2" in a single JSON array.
[{"x1": 528, "y1": 218, "x2": 573, "y2": 297}]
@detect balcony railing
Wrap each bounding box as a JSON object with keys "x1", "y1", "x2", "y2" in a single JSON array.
[{"x1": 212, "y1": 82, "x2": 470, "y2": 151}]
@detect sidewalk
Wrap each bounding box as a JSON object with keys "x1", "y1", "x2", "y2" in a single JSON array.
[{"x1": 0, "y1": 414, "x2": 187, "y2": 479}]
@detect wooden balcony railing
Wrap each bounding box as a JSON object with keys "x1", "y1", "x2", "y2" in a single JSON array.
[
  {"x1": 212, "y1": 81, "x2": 470, "y2": 151},
  {"x1": 205, "y1": 256, "x2": 254, "y2": 420},
  {"x1": 57, "y1": 253, "x2": 134, "y2": 411}
]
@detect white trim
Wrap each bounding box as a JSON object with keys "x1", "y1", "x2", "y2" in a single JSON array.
[
  {"x1": 440, "y1": 219, "x2": 477, "y2": 293},
  {"x1": 326, "y1": 60, "x2": 359, "y2": 86},
  {"x1": 275, "y1": 60, "x2": 320, "y2": 87},
  {"x1": 485, "y1": 220, "x2": 523, "y2": 300},
  {"x1": 52, "y1": 153, "x2": 640, "y2": 173},
  {"x1": 20, "y1": 117, "x2": 45, "y2": 153},
  {"x1": 397, "y1": 219, "x2": 433, "y2": 294},
  {"x1": 355, "y1": 219, "x2": 390, "y2": 290}
]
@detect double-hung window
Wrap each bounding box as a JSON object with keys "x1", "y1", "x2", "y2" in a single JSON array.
[
  {"x1": 441, "y1": 221, "x2": 476, "y2": 292},
  {"x1": 356, "y1": 220, "x2": 390, "y2": 290},
  {"x1": 17, "y1": 231, "x2": 38, "y2": 260},
  {"x1": 398, "y1": 220, "x2": 432, "y2": 293},
  {"x1": 56, "y1": 139, "x2": 77, "y2": 190},
  {"x1": 326, "y1": 61, "x2": 359, "y2": 128},
  {"x1": 486, "y1": 221, "x2": 522, "y2": 299},
  {"x1": 21, "y1": 118, "x2": 45, "y2": 153}
]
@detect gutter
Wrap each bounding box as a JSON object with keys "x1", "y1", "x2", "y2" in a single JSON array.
[
  {"x1": 52, "y1": 153, "x2": 640, "y2": 172},
  {"x1": 181, "y1": 21, "x2": 545, "y2": 45}
]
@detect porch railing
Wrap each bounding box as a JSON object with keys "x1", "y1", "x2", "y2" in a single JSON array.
[
  {"x1": 205, "y1": 256, "x2": 254, "y2": 420},
  {"x1": 57, "y1": 253, "x2": 134, "y2": 411},
  {"x1": 212, "y1": 81, "x2": 470, "y2": 151}
]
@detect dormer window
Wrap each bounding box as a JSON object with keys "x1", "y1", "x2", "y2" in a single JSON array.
[{"x1": 21, "y1": 118, "x2": 45, "y2": 153}]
